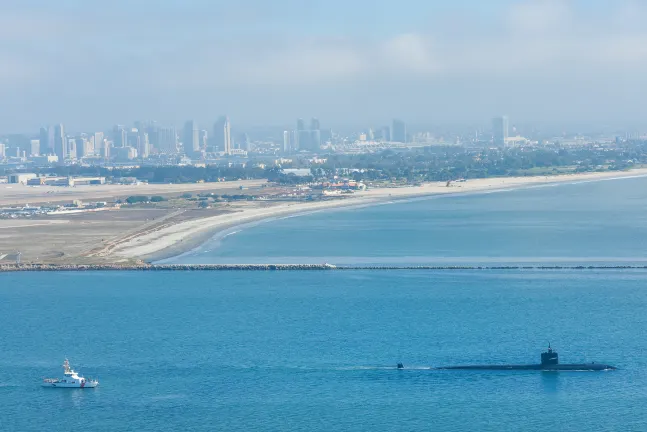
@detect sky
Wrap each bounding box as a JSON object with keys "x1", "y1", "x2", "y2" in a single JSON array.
[{"x1": 2, "y1": 0, "x2": 647, "y2": 132}]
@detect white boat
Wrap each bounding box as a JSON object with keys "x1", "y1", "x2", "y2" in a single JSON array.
[{"x1": 42, "y1": 359, "x2": 99, "y2": 388}]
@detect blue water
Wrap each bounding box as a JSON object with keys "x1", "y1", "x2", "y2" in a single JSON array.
[
  {"x1": 168, "y1": 176, "x2": 647, "y2": 266},
  {"x1": 3, "y1": 177, "x2": 647, "y2": 431}
]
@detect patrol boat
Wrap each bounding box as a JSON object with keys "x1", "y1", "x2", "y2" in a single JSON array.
[{"x1": 42, "y1": 359, "x2": 99, "y2": 388}]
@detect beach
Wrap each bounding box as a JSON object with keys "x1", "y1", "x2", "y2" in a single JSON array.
[{"x1": 107, "y1": 168, "x2": 647, "y2": 262}]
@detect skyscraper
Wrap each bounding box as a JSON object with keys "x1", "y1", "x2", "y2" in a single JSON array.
[
  {"x1": 392, "y1": 119, "x2": 406, "y2": 143},
  {"x1": 283, "y1": 131, "x2": 291, "y2": 153},
  {"x1": 492, "y1": 115, "x2": 509, "y2": 146},
  {"x1": 127, "y1": 129, "x2": 141, "y2": 151},
  {"x1": 39, "y1": 127, "x2": 49, "y2": 154},
  {"x1": 382, "y1": 126, "x2": 391, "y2": 142},
  {"x1": 158, "y1": 127, "x2": 178, "y2": 153},
  {"x1": 296, "y1": 118, "x2": 311, "y2": 150},
  {"x1": 183, "y1": 120, "x2": 200, "y2": 155},
  {"x1": 138, "y1": 131, "x2": 150, "y2": 158},
  {"x1": 30, "y1": 140, "x2": 40, "y2": 156},
  {"x1": 212, "y1": 116, "x2": 231, "y2": 154},
  {"x1": 200, "y1": 130, "x2": 208, "y2": 150},
  {"x1": 53, "y1": 124, "x2": 67, "y2": 160},
  {"x1": 223, "y1": 117, "x2": 231, "y2": 155},
  {"x1": 240, "y1": 133, "x2": 250, "y2": 151},
  {"x1": 310, "y1": 118, "x2": 321, "y2": 150},
  {"x1": 113, "y1": 125, "x2": 127, "y2": 148},
  {"x1": 93, "y1": 132, "x2": 104, "y2": 157}
]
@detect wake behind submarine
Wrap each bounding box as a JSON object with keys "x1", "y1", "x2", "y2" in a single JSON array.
[{"x1": 397, "y1": 344, "x2": 616, "y2": 371}]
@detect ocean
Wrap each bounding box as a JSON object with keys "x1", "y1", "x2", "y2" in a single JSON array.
[{"x1": 2, "y1": 176, "x2": 647, "y2": 431}]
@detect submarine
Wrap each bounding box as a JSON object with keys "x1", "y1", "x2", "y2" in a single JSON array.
[{"x1": 398, "y1": 344, "x2": 616, "y2": 371}]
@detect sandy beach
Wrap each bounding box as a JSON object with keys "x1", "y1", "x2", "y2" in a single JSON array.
[{"x1": 108, "y1": 168, "x2": 647, "y2": 262}]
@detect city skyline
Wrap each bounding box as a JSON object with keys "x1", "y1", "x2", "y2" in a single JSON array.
[{"x1": 3, "y1": 1, "x2": 647, "y2": 131}]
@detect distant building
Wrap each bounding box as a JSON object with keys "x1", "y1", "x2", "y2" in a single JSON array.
[
  {"x1": 53, "y1": 124, "x2": 67, "y2": 161},
  {"x1": 310, "y1": 118, "x2": 321, "y2": 150},
  {"x1": 382, "y1": 126, "x2": 391, "y2": 142},
  {"x1": 113, "y1": 125, "x2": 127, "y2": 148},
  {"x1": 138, "y1": 131, "x2": 150, "y2": 158},
  {"x1": 80, "y1": 138, "x2": 93, "y2": 158},
  {"x1": 0, "y1": 143, "x2": 5, "y2": 158},
  {"x1": 212, "y1": 116, "x2": 231, "y2": 154},
  {"x1": 115, "y1": 146, "x2": 138, "y2": 160},
  {"x1": 39, "y1": 128, "x2": 50, "y2": 154},
  {"x1": 283, "y1": 130, "x2": 291, "y2": 153},
  {"x1": 30, "y1": 155, "x2": 58, "y2": 165},
  {"x1": 158, "y1": 127, "x2": 178, "y2": 153},
  {"x1": 392, "y1": 119, "x2": 406, "y2": 143},
  {"x1": 492, "y1": 115, "x2": 509, "y2": 146},
  {"x1": 102, "y1": 141, "x2": 112, "y2": 159},
  {"x1": 200, "y1": 130, "x2": 208, "y2": 149},
  {"x1": 211, "y1": 116, "x2": 231, "y2": 154},
  {"x1": 9, "y1": 173, "x2": 38, "y2": 184},
  {"x1": 93, "y1": 132, "x2": 104, "y2": 156},
  {"x1": 30, "y1": 139, "x2": 40, "y2": 156},
  {"x1": 67, "y1": 138, "x2": 77, "y2": 159},
  {"x1": 183, "y1": 120, "x2": 200, "y2": 155}
]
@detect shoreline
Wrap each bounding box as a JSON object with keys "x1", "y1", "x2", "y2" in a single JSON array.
[{"x1": 107, "y1": 168, "x2": 647, "y2": 263}]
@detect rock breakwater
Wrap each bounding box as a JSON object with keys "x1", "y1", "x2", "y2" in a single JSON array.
[{"x1": 1, "y1": 264, "x2": 647, "y2": 273}]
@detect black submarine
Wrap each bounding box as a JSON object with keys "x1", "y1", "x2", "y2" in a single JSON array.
[{"x1": 397, "y1": 344, "x2": 616, "y2": 371}]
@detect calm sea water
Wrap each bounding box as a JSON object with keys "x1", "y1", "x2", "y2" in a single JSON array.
[
  {"x1": 166, "y1": 176, "x2": 647, "y2": 266},
  {"x1": 3, "y1": 177, "x2": 647, "y2": 431}
]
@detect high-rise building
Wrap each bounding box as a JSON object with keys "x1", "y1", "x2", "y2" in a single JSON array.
[
  {"x1": 127, "y1": 129, "x2": 140, "y2": 151},
  {"x1": 183, "y1": 120, "x2": 200, "y2": 155},
  {"x1": 113, "y1": 125, "x2": 127, "y2": 148},
  {"x1": 54, "y1": 124, "x2": 67, "y2": 160},
  {"x1": 80, "y1": 138, "x2": 93, "y2": 158},
  {"x1": 39, "y1": 128, "x2": 49, "y2": 154},
  {"x1": 200, "y1": 130, "x2": 208, "y2": 149},
  {"x1": 146, "y1": 122, "x2": 159, "y2": 150},
  {"x1": 67, "y1": 138, "x2": 77, "y2": 159},
  {"x1": 0, "y1": 143, "x2": 6, "y2": 158},
  {"x1": 382, "y1": 126, "x2": 391, "y2": 142},
  {"x1": 223, "y1": 117, "x2": 231, "y2": 155},
  {"x1": 93, "y1": 132, "x2": 104, "y2": 156},
  {"x1": 240, "y1": 133, "x2": 250, "y2": 151},
  {"x1": 392, "y1": 119, "x2": 406, "y2": 143},
  {"x1": 368, "y1": 129, "x2": 375, "y2": 141},
  {"x1": 158, "y1": 127, "x2": 178, "y2": 153},
  {"x1": 212, "y1": 117, "x2": 225, "y2": 151},
  {"x1": 295, "y1": 118, "x2": 308, "y2": 150},
  {"x1": 492, "y1": 115, "x2": 509, "y2": 146},
  {"x1": 212, "y1": 116, "x2": 231, "y2": 154},
  {"x1": 283, "y1": 131, "x2": 291, "y2": 153},
  {"x1": 30, "y1": 139, "x2": 40, "y2": 156},
  {"x1": 138, "y1": 131, "x2": 150, "y2": 158},
  {"x1": 102, "y1": 141, "x2": 111, "y2": 159},
  {"x1": 310, "y1": 118, "x2": 321, "y2": 150}
]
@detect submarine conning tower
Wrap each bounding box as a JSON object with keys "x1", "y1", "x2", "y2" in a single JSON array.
[{"x1": 541, "y1": 344, "x2": 559, "y2": 366}]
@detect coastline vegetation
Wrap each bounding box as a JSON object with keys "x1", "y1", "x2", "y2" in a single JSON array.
[{"x1": 3, "y1": 141, "x2": 644, "y2": 185}]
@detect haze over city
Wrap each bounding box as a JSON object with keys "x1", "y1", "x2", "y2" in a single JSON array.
[{"x1": 4, "y1": 0, "x2": 647, "y2": 131}]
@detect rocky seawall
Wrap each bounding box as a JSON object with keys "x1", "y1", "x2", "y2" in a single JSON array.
[{"x1": 1, "y1": 264, "x2": 647, "y2": 272}]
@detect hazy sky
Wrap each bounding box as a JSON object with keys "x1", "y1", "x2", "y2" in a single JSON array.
[{"x1": 2, "y1": 0, "x2": 647, "y2": 132}]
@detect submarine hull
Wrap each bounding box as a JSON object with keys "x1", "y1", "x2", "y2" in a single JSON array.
[{"x1": 436, "y1": 363, "x2": 616, "y2": 371}]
